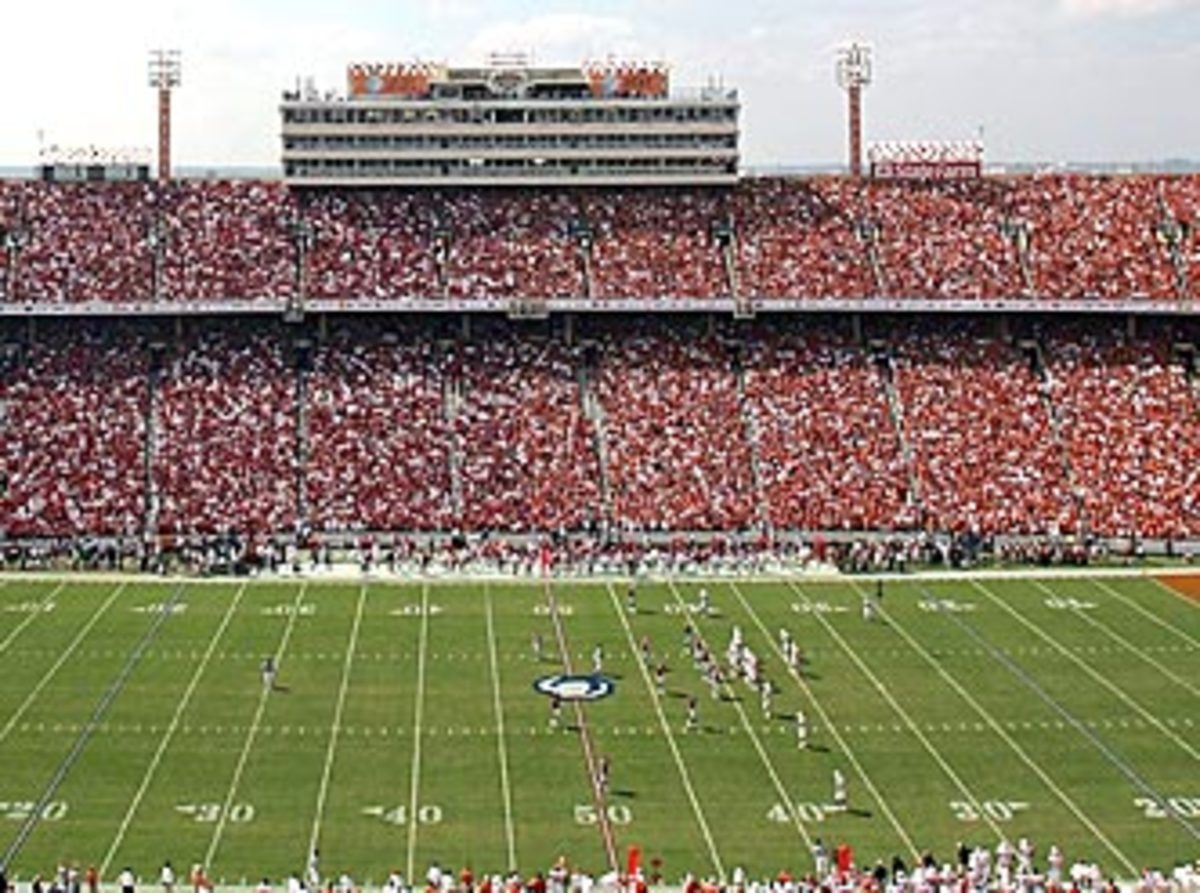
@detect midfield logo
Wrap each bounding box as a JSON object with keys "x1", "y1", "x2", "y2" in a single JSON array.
[{"x1": 533, "y1": 674, "x2": 616, "y2": 702}]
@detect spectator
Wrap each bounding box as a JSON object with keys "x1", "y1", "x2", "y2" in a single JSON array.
[
  {"x1": 154, "y1": 322, "x2": 298, "y2": 535},
  {"x1": 742, "y1": 319, "x2": 912, "y2": 531},
  {"x1": 889, "y1": 319, "x2": 1075, "y2": 535}
]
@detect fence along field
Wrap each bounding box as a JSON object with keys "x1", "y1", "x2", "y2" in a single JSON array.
[{"x1": 0, "y1": 573, "x2": 1196, "y2": 883}]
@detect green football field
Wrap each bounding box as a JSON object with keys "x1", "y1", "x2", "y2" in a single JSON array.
[{"x1": 0, "y1": 573, "x2": 1197, "y2": 886}]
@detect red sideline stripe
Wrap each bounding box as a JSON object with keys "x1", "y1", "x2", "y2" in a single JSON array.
[
  {"x1": 544, "y1": 580, "x2": 620, "y2": 874},
  {"x1": 1155, "y1": 574, "x2": 1200, "y2": 603}
]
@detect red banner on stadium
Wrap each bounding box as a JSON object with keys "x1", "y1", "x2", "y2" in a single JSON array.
[
  {"x1": 347, "y1": 63, "x2": 436, "y2": 99},
  {"x1": 584, "y1": 63, "x2": 670, "y2": 99}
]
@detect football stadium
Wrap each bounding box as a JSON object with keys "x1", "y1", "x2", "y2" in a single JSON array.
[{"x1": 1, "y1": 22, "x2": 1199, "y2": 893}]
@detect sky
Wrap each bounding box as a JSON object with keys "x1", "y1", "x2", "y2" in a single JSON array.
[{"x1": 1, "y1": 0, "x2": 1198, "y2": 170}]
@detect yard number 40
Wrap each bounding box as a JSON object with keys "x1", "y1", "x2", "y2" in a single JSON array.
[
  {"x1": 362, "y1": 804, "x2": 444, "y2": 826},
  {"x1": 950, "y1": 800, "x2": 1029, "y2": 822}
]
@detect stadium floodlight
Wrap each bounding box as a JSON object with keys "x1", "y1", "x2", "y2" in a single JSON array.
[
  {"x1": 835, "y1": 42, "x2": 873, "y2": 178},
  {"x1": 148, "y1": 49, "x2": 182, "y2": 88},
  {"x1": 835, "y1": 42, "x2": 873, "y2": 91},
  {"x1": 148, "y1": 50, "x2": 182, "y2": 183}
]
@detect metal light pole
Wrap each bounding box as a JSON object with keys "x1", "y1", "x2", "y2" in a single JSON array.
[
  {"x1": 836, "y1": 43, "x2": 873, "y2": 178},
  {"x1": 148, "y1": 50, "x2": 182, "y2": 183}
]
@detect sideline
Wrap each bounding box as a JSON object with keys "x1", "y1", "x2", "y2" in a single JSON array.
[{"x1": 3, "y1": 565, "x2": 1199, "y2": 585}]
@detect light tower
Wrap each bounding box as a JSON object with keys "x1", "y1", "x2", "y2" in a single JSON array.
[
  {"x1": 835, "y1": 42, "x2": 872, "y2": 178},
  {"x1": 148, "y1": 49, "x2": 181, "y2": 182}
]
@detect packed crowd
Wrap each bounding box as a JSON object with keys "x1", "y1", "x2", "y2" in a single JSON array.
[
  {"x1": 0, "y1": 181, "x2": 14, "y2": 297},
  {"x1": 454, "y1": 323, "x2": 602, "y2": 531},
  {"x1": 1008, "y1": 176, "x2": 1178, "y2": 301},
  {"x1": 153, "y1": 323, "x2": 299, "y2": 535},
  {"x1": 1158, "y1": 177, "x2": 1200, "y2": 293},
  {"x1": 0, "y1": 324, "x2": 147, "y2": 537},
  {"x1": 159, "y1": 182, "x2": 297, "y2": 301},
  {"x1": 592, "y1": 320, "x2": 757, "y2": 531},
  {"x1": 305, "y1": 320, "x2": 454, "y2": 532},
  {"x1": 889, "y1": 320, "x2": 1077, "y2": 536},
  {"x1": 443, "y1": 192, "x2": 583, "y2": 299},
  {"x1": 867, "y1": 180, "x2": 1023, "y2": 299},
  {"x1": 1044, "y1": 322, "x2": 1200, "y2": 539},
  {"x1": 0, "y1": 175, "x2": 1196, "y2": 303},
  {"x1": 11, "y1": 183, "x2": 156, "y2": 303},
  {"x1": 586, "y1": 189, "x2": 729, "y2": 299},
  {"x1": 2, "y1": 316, "x2": 1199, "y2": 541},
  {"x1": 300, "y1": 191, "x2": 441, "y2": 301},
  {"x1": 733, "y1": 179, "x2": 874, "y2": 298},
  {"x1": 741, "y1": 320, "x2": 912, "y2": 531}
]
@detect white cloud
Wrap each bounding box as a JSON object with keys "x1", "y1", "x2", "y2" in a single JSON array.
[
  {"x1": 1061, "y1": 0, "x2": 1193, "y2": 16},
  {"x1": 464, "y1": 13, "x2": 638, "y2": 66},
  {"x1": 424, "y1": 0, "x2": 485, "y2": 20},
  {"x1": 0, "y1": 0, "x2": 390, "y2": 168},
  {"x1": 1, "y1": 0, "x2": 1198, "y2": 168}
]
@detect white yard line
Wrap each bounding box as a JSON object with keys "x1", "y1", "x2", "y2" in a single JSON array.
[
  {"x1": 544, "y1": 583, "x2": 619, "y2": 873},
  {"x1": 1035, "y1": 581, "x2": 1200, "y2": 700},
  {"x1": 308, "y1": 584, "x2": 369, "y2": 860},
  {"x1": 204, "y1": 583, "x2": 308, "y2": 870},
  {"x1": 0, "y1": 582, "x2": 127, "y2": 745},
  {"x1": 100, "y1": 582, "x2": 250, "y2": 874},
  {"x1": 852, "y1": 580, "x2": 1137, "y2": 876},
  {"x1": 605, "y1": 582, "x2": 725, "y2": 881},
  {"x1": 484, "y1": 585, "x2": 518, "y2": 873},
  {"x1": 405, "y1": 582, "x2": 430, "y2": 882},
  {"x1": 0, "y1": 582, "x2": 67, "y2": 658},
  {"x1": 786, "y1": 580, "x2": 1006, "y2": 844},
  {"x1": 663, "y1": 580, "x2": 814, "y2": 854},
  {"x1": 734, "y1": 582, "x2": 920, "y2": 858},
  {"x1": 1092, "y1": 579, "x2": 1200, "y2": 649},
  {"x1": 973, "y1": 580, "x2": 1200, "y2": 762}
]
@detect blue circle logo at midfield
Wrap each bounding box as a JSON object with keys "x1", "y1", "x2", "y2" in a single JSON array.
[{"x1": 533, "y1": 674, "x2": 615, "y2": 702}]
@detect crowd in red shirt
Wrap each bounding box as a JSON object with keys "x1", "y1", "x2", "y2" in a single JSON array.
[
  {"x1": 734, "y1": 179, "x2": 875, "y2": 298},
  {"x1": 3, "y1": 316, "x2": 1198, "y2": 541},
  {"x1": 154, "y1": 322, "x2": 299, "y2": 535},
  {"x1": 0, "y1": 325, "x2": 146, "y2": 537},
  {"x1": 454, "y1": 322, "x2": 602, "y2": 531},
  {"x1": 1044, "y1": 322, "x2": 1200, "y2": 539},
  {"x1": 593, "y1": 319, "x2": 757, "y2": 531},
  {"x1": 741, "y1": 319, "x2": 911, "y2": 531},
  {"x1": 2, "y1": 175, "x2": 1196, "y2": 303},
  {"x1": 890, "y1": 320, "x2": 1077, "y2": 536},
  {"x1": 305, "y1": 319, "x2": 453, "y2": 533}
]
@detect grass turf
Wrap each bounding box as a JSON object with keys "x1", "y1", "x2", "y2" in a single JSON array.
[{"x1": 0, "y1": 574, "x2": 1196, "y2": 885}]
